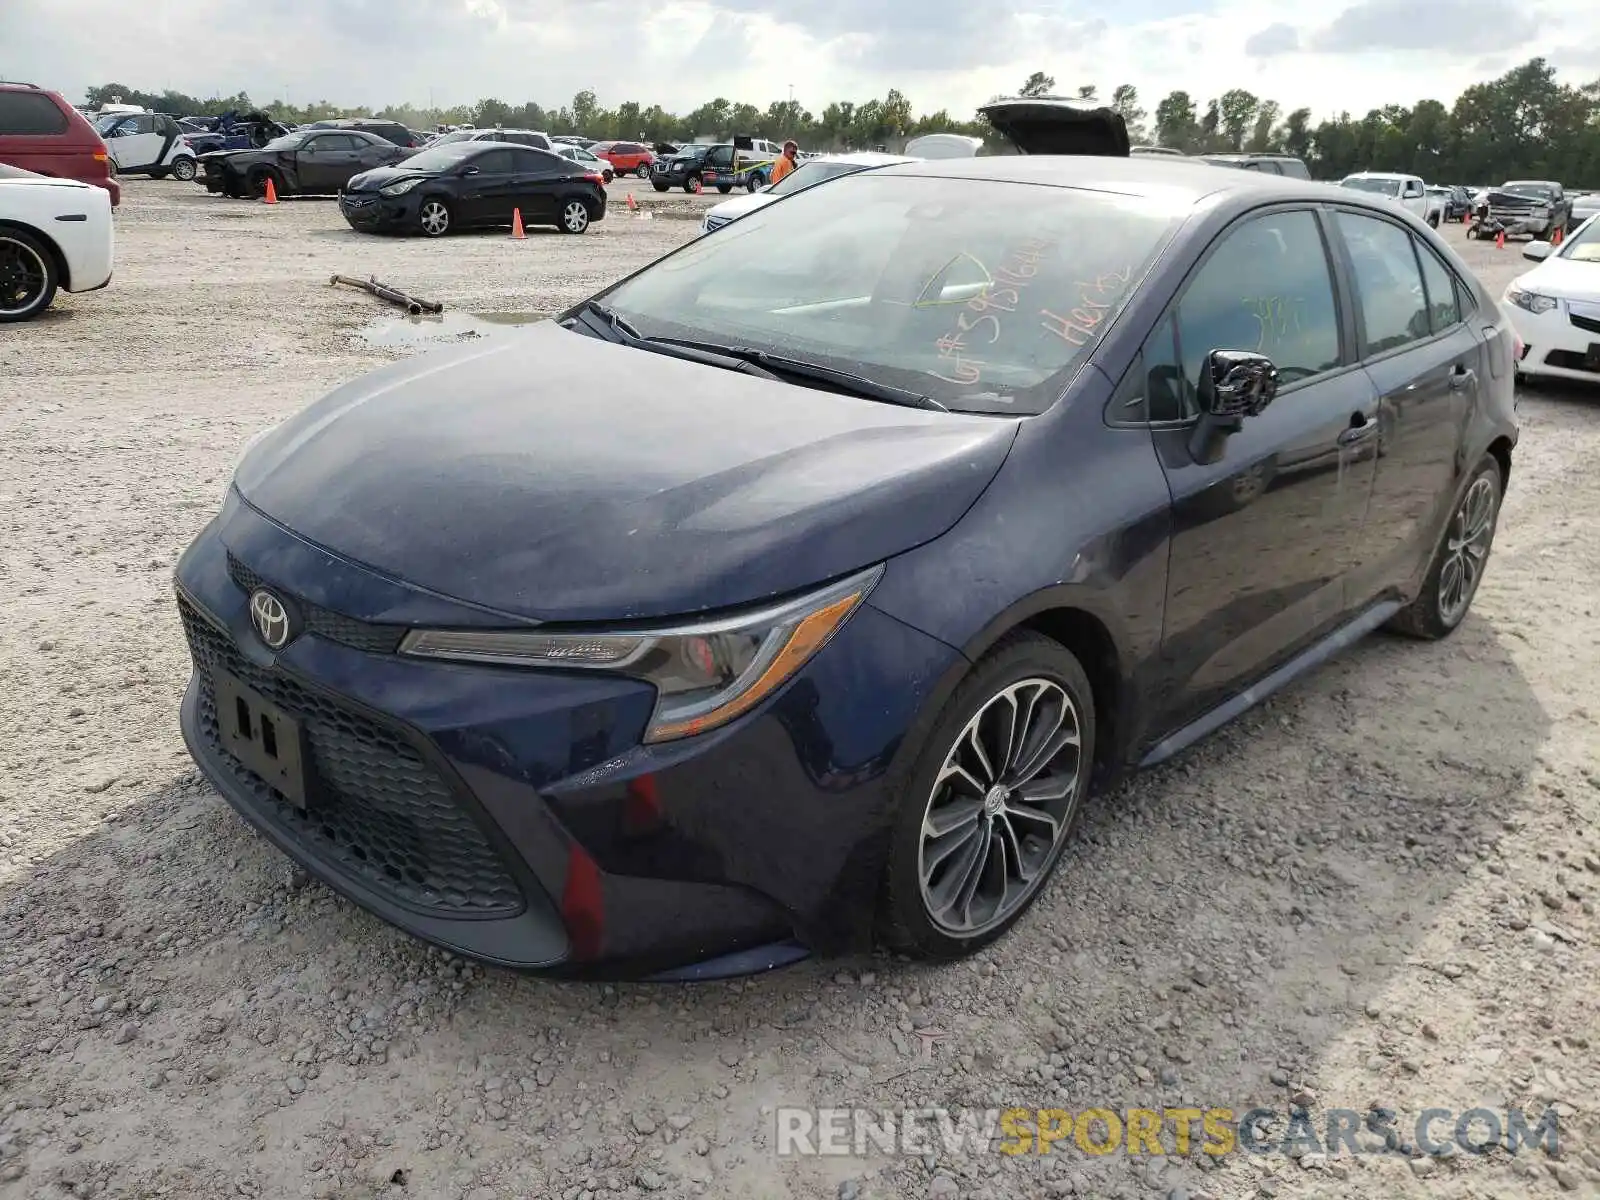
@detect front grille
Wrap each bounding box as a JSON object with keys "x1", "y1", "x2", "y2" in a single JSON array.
[
  {"x1": 1570, "y1": 312, "x2": 1600, "y2": 336},
  {"x1": 227, "y1": 554, "x2": 403, "y2": 654},
  {"x1": 179, "y1": 595, "x2": 524, "y2": 917},
  {"x1": 341, "y1": 194, "x2": 376, "y2": 210}
]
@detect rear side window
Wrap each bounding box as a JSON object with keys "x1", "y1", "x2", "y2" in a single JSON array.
[
  {"x1": 1414, "y1": 241, "x2": 1463, "y2": 333},
  {"x1": 1336, "y1": 211, "x2": 1431, "y2": 356},
  {"x1": 1277, "y1": 159, "x2": 1310, "y2": 179},
  {"x1": 0, "y1": 92, "x2": 70, "y2": 135}
]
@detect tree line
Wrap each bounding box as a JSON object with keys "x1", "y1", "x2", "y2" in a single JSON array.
[{"x1": 86, "y1": 57, "x2": 1600, "y2": 185}]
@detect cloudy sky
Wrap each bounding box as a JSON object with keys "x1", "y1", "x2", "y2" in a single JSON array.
[{"x1": 4, "y1": 0, "x2": 1598, "y2": 121}]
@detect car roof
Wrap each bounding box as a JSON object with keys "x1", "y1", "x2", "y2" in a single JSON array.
[
  {"x1": 872, "y1": 154, "x2": 1393, "y2": 211},
  {"x1": 1345, "y1": 170, "x2": 1413, "y2": 179}
]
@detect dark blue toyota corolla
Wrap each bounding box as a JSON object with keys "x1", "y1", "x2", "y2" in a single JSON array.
[{"x1": 176, "y1": 108, "x2": 1518, "y2": 980}]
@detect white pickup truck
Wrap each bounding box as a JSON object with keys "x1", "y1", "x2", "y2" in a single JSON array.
[{"x1": 1339, "y1": 172, "x2": 1444, "y2": 227}]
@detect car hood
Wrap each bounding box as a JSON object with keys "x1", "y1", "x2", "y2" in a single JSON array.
[
  {"x1": 232, "y1": 321, "x2": 1019, "y2": 623},
  {"x1": 977, "y1": 96, "x2": 1130, "y2": 156},
  {"x1": 346, "y1": 165, "x2": 428, "y2": 192},
  {"x1": 1523, "y1": 257, "x2": 1600, "y2": 303}
]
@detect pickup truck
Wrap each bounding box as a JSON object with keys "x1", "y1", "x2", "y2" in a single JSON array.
[
  {"x1": 1469, "y1": 180, "x2": 1570, "y2": 241},
  {"x1": 1338, "y1": 172, "x2": 1441, "y2": 225}
]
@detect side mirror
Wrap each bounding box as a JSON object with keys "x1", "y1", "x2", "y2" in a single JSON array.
[
  {"x1": 1523, "y1": 241, "x2": 1554, "y2": 262},
  {"x1": 1188, "y1": 350, "x2": 1279, "y2": 465}
]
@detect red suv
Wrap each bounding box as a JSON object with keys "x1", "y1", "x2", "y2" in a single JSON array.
[
  {"x1": 0, "y1": 83, "x2": 120, "y2": 206},
  {"x1": 590, "y1": 141, "x2": 655, "y2": 179}
]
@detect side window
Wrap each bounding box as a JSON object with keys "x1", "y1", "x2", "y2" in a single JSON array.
[
  {"x1": 708, "y1": 146, "x2": 734, "y2": 168},
  {"x1": 473, "y1": 149, "x2": 515, "y2": 174},
  {"x1": 1279, "y1": 159, "x2": 1310, "y2": 180},
  {"x1": 1335, "y1": 211, "x2": 1431, "y2": 356},
  {"x1": 1414, "y1": 240, "x2": 1462, "y2": 333},
  {"x1": 1175, "y1": 210, "x2": 1341, "y2": 399},
  {"x1": 1143, "y1": 313, "x2": 1188, "y2": 422},
  {"x1": 0, "y1": 93, "x2": 70, "y2": 135}
]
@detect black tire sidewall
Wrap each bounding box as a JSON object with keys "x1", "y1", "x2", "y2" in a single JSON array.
[
  {"x1": 880, "y1": 632, "x2": 1096, "y2": 960},
  {"x1": 0, "y1": 228, "x2": 59, "y2": 322}
]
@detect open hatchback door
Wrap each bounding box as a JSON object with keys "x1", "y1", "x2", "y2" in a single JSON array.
[{"x1": 977, "y1": 96, "x2": 1131, "y2": 157}]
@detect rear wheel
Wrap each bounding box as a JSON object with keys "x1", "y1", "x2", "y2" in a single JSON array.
[
  {"x1": 559, "y1": 199, "x2": 590, "y2": 234},
  {"x1": 0, "y1": 228, "x2": 60, "y2": 323},
  {"x1": 417, "y1": 198, "x2": 451, "y2": 237},
  {"x1": 170, "y1": 156, "x2": 197, "y2": 182},
  {"x1": 1387, "y1": 455, "x2": 1503, "y2": 640},
  {"x1": 880, "y1": 632, "x2": 1095, "y2": 960}
]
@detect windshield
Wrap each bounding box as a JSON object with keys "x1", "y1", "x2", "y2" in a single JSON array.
[
  {"x1": 1560, "y1": 217, "x2": 1600, "y2": 263},
  {"x1": 600, "y1": 174, "x2": 1179, "y2": 415},
  {"x1": 93, "y1": 114, "x2": 125, "y2": 134},
  {"x1": 1504, "y1": 183, "x2": 1553, "y2": 200},
  {"x1": 1341, "y1": 177, "x2": 1402, "y2": 197},
  {"x1": 401, "y1": 143, "x2": 479, "y2": 171},
  {"x1": 768, "y1": 160, "x2": 868, "y2": 196}
]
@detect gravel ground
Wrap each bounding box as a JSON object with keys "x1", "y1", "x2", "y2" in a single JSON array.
[{"x1": 2, "y1": 180, "x2": 1598, "y2": 1200}]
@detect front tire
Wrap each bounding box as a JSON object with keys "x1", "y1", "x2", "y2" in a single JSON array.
[
  {"x1": 559, "y1": 198, "x2": 590, "y2": 234},
  {"x1": 880, "y1": 632, "x2": 1095, "y2": 961},
  {"x1": 1387, "y1": 455, "x2": 1503, "y2": 640},
  {"x1": 652, "y1": 182, "x2": 670, "y2": 193},
  {"x1": 247, "y1": 167, "x2": 280, "y2": 198},
  {"x1": 0, "y1": 227, "x2": 60, "y2": 323},
  {"x1": 1428, "y1": 212, "x2": 1440, "y2": 228},
  {"x1": 170, "y1": 156, "x2": 198, "y2": 182},
  {"x1": 417, "y1": 197, "x2": 451, "y2": 237},
  {"x1": 635, "y1": 163, "x2": 650, "y2": 180}
]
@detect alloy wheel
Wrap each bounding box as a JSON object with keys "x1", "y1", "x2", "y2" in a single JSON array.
[
  {"x1": 562, "y1": 200, "x2": 589, "y2": 233},
  {"x1": 1438, "y1": 475, "x2": 1497, "y2": 626},
  {"x1": 0, "y1": 235, "x2": 49, "y2": 318},
  {"x1": 419, "y1": 200, "x2": 450, "y2": 237},
  {"x1": 917, "y1": 678, "x2": 1083, "y2": 936},
  {"x1": 171, "y1": 157, "x2": 197, "y2": 182}
]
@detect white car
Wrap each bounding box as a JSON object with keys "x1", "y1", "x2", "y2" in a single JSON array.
[
  {"x1": 1339, "y1": 171, "x2": 1439, "y2": 226},
  {"x1": 0, "y1": 163, "x2": 114, "y2": 322},
  {"x1": 555, "y1": 144, "x2": 613, "y2": 182},
  {"x1": 699, "y1": 151, "x2": 915, "y2": 235},
  {"x1": 95, "y1": 111, "x2": 199, "y2": 181},
  {"x1": 1504, "y1": 214, "x2": 1600, "y2": 385}
]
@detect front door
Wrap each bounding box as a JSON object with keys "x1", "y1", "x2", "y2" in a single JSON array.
[
  {"x1": 455, "y1": 148, "x2": 519, "y2": 224},
  {"x1": 1148, "y1": 207, "x2": 1379, "y2": 728},
  {"x1": 104, "y1": 113, "x2": 163, "y2": 171},
  {"x1": 294, "y1": 133, "x2": 355, "y2": 191},
  {"x1": 1331, "y1": 209, "x2": 1480, "y2": 604}
]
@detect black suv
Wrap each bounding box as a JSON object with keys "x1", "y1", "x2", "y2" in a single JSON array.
[
  {"x1": 651, "y1": 144, "x2": 717, "y2": 192},
  {"x1": 1196, "y1": 152, "x2": 1311, "y2": 179},
  {"x1": 303, "y1": 118, "x2": 423, "y2": 149}
]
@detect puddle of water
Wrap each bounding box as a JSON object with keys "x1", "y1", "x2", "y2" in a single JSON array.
[{"x1": 357, "y1": 310, "x2": 544, "y2": 349}]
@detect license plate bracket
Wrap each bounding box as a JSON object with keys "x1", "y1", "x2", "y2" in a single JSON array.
[{"x1": 214, "y1": 670, "x2": 309, "y2": 809}]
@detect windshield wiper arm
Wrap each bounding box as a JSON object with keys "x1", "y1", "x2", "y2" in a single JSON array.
[
  {"x1": 569, "y1": 302, "x2": 780, "y2": 380},
  {"x1": 649, "y1": 339, "x2": 947, "y2": 412}
]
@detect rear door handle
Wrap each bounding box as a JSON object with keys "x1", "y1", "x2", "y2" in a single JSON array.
[{"x1": 1449, "y1": 366, "x2": 1478, "y2": 390}]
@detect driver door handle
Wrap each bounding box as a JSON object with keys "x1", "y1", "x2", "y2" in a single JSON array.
[{"x1": 1337, "y1": 412, "x2": 1379, "y2": 445}]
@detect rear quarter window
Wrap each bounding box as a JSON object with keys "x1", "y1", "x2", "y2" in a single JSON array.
[
  {"x1": 0, "y1": 92, "x2": 71, "y2": 136},
  {"x1": 1278, "y1": 159, "x2": 1310, "y2": 179}
]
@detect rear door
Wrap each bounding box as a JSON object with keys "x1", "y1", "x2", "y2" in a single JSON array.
[
  {"x1": 1147, "y1": 206, "x2": 1380, "y2": 726},
  {"x1": 507, "y1": 147, "x2": 565, "y2": 222},
  {"x1": 1331, "y1": 209, "x2": 1480, "y2": 604},
  {"x1": 702, "y1": 145, "x2": 735, "y2": 189}
]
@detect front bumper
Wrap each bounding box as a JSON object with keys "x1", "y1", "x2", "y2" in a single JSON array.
[
  {"x1": 339, "y1": 190, "x2": 414, "y2": 231},
  {"x1": 173, "y1": 494, "x2": 963, "y2": 976},
  {"x1": 1474, "y1": 211, "x2": 1552, "y2": 238},
  {"x1": 1507, "y1": 298, "x2": 1600, "y2": 383}
]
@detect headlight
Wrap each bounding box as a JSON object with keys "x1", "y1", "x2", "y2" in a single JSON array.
[
  {"x1": 1506, "y1": 287, "x2": 1558, "y2": 315},
  {"x1": 400, "y1": 566, "x2": 883, "y2": 743},
  {"x1": 380, "y1": 177, "x2": 422, "y2": 196}
]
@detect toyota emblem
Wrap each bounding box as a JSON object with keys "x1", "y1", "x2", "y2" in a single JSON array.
[{"x1": 249, "y1": 589, "x2": 292, "y2": 650}]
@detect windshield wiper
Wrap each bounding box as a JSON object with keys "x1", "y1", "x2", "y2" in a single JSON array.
[
  {"x1": 648, "y1": 339, "x2": 948, "y2": 412},
  {"x1": 568, "y1": 301, "x2": 780, "y2": 380}
]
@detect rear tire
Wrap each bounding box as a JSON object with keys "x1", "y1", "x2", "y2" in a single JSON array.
[
  {"x1": 1386, "y1": 455, "x2": 1503, "y2": 640},
  {"x1": 880, "y1": 632, "x2": 1096, "y2": 961},
  {"x1": 0, "y1": 227, "x2": 60, "y2": 323},
  {"x1": 559, "y1": 198, "x2": 591, "y2": 234}
]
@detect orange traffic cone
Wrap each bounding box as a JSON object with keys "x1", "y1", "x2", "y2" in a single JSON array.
[
  {"x1": 510, "y1": 208, "x2": 525, "y2": 239},
  {"x1": 263, "y1": 177, "x2": 277, "y2": 205},
  {"x1": 1495, "y1": 229, "x2": 1506, "y2": 249},
  {"x1": 1553, "y1": 227, "x2": 1563, "y2": 246},
  {"x1": 626, "y1": 191, "x2": 637, "y2": 212}
]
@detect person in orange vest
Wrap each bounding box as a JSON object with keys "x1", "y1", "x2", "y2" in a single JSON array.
[{"x1": 770, "y1": 140, "x2": 799, "y2": 185}]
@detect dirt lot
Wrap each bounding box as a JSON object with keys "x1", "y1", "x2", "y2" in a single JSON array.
[{"x1": 2, "y1": 178, "x2": 1598, "y2": 1200}]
